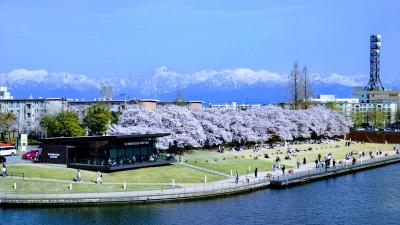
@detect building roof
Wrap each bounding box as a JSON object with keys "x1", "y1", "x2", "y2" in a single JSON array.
[
  {"x1": 138, "y1": 99, "x2": 160, "y2": 102},
  {"x1": 0, "y1": 98, "x2": 65, "y2": 102},
  {"x1": 369, "y1": 90, "x2": 400, "y2": 94},
  {"x1": 67, "y1": 100, "x2": 127, "y2": 104},
  {"x1": 40, "y1": 133, "x2": 170, "y2": 143}
]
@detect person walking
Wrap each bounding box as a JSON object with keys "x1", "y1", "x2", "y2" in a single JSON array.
[
  {"x1": 235, "y1": 171, "x2": 239, "y2": 184},
  {"x1": 315, "y1": 159, "x2": 318, "y2": 168},
  {"x1": 96, "y1": 171, "x2": 103, "y2": 184},
  {"x1": 1, "y1": 164, "x2": 7, "y2": 178},
  {"x1": 254, "y1": 168, "x2": 258, "y2": 178},
  {"x1": 296, "y1": 159, "x2": 300, "y2": 169},
  {"x1": 303, "y1": 157, "x2": 306, "y2": 165},
  {"x1": 333, "y1": 159, "x2": 336, "y2": 168},
  {"x1": 76, "y1": 169, "x2": 81, "y2": 183},
  {"x1": 325, "y1": 159, "x2": 329, "y2": 171},
  {"x1": 282, "y1": 165, "x2": 286, "y2": 175}
]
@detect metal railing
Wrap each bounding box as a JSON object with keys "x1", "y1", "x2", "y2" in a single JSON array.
[
  {"x1": 268, "y1": 153, "x2": 400, "y2": 183},
  {"x1": 7, "y1": 172, "x2": 25, "y2": 180},
  {"x1": 0, "y1": 177, "x2": 270, "y2": 203}
]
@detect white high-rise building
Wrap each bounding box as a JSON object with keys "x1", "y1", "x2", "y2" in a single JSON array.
[
  {"x1": 0, "y1": 87, "x2": 13, "y2": 100},
  {"x1": 100, "y1": 83, "x2": 113, "y2": 100}
]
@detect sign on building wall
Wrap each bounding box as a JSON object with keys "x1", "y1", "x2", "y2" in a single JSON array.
[{"x1": 20, "y1": 134, "x2": 28, "y2": 152}]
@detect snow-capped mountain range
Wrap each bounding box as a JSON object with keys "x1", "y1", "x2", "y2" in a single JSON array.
[{"x1": 0, "y1": 67, "x2": 395, "y2": 103}]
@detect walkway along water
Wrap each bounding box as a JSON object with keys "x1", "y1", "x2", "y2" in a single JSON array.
[
  {"x1": 1, "y1": 152, "x2": 400, "y2": 206},
  {"x1": 268, "y1": 153, "x2": 400, "y2": 188}
]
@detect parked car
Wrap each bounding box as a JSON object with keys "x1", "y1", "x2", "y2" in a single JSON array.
[
  {"x1": 0, "y1": 146, "x2": 16, "y2": 156},
  {"x1": 0, "y1": 156, "x2": 6, "y2": 163},
  {"x1": 0, "y1": 142, "x2": 13, "y2": 147},
  {"x1": 22, "y1": 149, "x2": 40, "y2": 160}
]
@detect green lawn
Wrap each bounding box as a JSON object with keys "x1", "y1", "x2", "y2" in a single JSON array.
[
  {"x1": 0, "y1": 179, "x2": 174, "y2": 193},
  {"x1": 184, "y1": 141, "x2": 393, "y2": 175},
  {"x1": 183, "y1": 151, "x2": 277, "y2": 175},
  {"x1": 2, "y1": 140, "x2": 393, "y2": 193},
  {"x1": 6, "y1": 164, "x2": 224, "y2": 184}
]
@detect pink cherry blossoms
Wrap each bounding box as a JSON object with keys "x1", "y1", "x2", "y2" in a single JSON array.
[{"x1": 108, "y1": 105, "x2": 351, "y2": 149}]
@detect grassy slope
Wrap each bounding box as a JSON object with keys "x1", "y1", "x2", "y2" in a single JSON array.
[
  {"x1": 5, "y1": 164, "x2": 223, "y2": 184},
  {"x1": 1, "y1": 141, "x2": 393, "y2": 193},
  {"x1": 184, "y1": 141, "x2": 393, "y2": 175},
  {"x1": 0, "y1": 179, "x2": 174, "y2": 193}
]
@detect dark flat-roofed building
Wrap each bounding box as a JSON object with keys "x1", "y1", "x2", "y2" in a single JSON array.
[{"x1": 39, "y1": 134, "x2": 174, "y2": 172}]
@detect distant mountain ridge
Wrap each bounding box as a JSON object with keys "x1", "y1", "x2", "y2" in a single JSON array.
[{"x1": 1, "y1": 67, "x2": 396, "y2": 103}]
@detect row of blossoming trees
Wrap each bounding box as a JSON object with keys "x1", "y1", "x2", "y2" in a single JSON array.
[{"x1": 108, "y1": 105, "x2": 351, "y2": 149}]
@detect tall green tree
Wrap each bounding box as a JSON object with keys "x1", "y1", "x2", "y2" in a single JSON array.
[
  {"x1": 396, "y1": 109, "x2": 400, "y2": 125},
  {"x1": 40, "y1": 111, "x2": 85, "y2": 137},
  {"x1": 111, "y1": 111, "x2": 122, "y2": 124},
  {"x1": 40, "y1": 114, "x2": 58, "y2": 137},
  {"x1": 83, "y1": 103, "x2": 113, "y2": 135},
  {"x1": 367, "y1": 108, "x2": 387, "y2": 128},
  {"x1": 351, "y1": 111, "x2": 365, "y2": 128},
  {"x1": 326, "y1": 102, "x2": 338, "y2": 111},
  {"x1": 0, "y1": 112, "x2": 17, "y2": 141}
]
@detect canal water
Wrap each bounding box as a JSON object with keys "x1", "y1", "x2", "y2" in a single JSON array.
[{"x1": 2, "y1": 163, "x2": 400, "y2": 225}]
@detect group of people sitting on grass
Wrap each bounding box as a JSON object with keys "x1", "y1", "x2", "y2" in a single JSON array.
[
  {"x1": 230, "y1": 146, "x2": 245, "y2": 152},
  {"x1": 253, "y1": 144, "x2": 261, "y2": 152}
]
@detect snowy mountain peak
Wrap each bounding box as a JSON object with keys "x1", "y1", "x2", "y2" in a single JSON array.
[{"x1": 0, "y1": 67, "x2": 385, "y2": 101}]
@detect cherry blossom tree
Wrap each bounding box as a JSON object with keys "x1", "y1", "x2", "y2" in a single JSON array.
[{"x1": 109, "y1": 105, "x2": 351, "y2": 149}]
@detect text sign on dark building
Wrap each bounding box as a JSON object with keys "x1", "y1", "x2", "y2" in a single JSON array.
[
  {"x1": 48, "y1": 153, "x2": 60, "y2": 159},
  {"x1": 124, "y1": 141, "x2": 149, "y2": 146}
]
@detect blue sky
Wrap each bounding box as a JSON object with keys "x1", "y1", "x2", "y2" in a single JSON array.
[{"x1": 0, "y1": 0, "x2": 399, "y2": 82}]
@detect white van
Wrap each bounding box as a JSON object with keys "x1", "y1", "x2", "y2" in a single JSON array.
[{"x1": 0, "y1": 146, "x2": 17, "y2": 156}]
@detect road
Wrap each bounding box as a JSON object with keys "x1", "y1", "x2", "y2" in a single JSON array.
[{"x1": 3, "y1": 155, "x2": 33, "y2": 164}]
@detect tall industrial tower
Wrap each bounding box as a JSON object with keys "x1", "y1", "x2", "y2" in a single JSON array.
[{"x1": 366, "y1": 34, "x2": 384, "y2": 90}]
